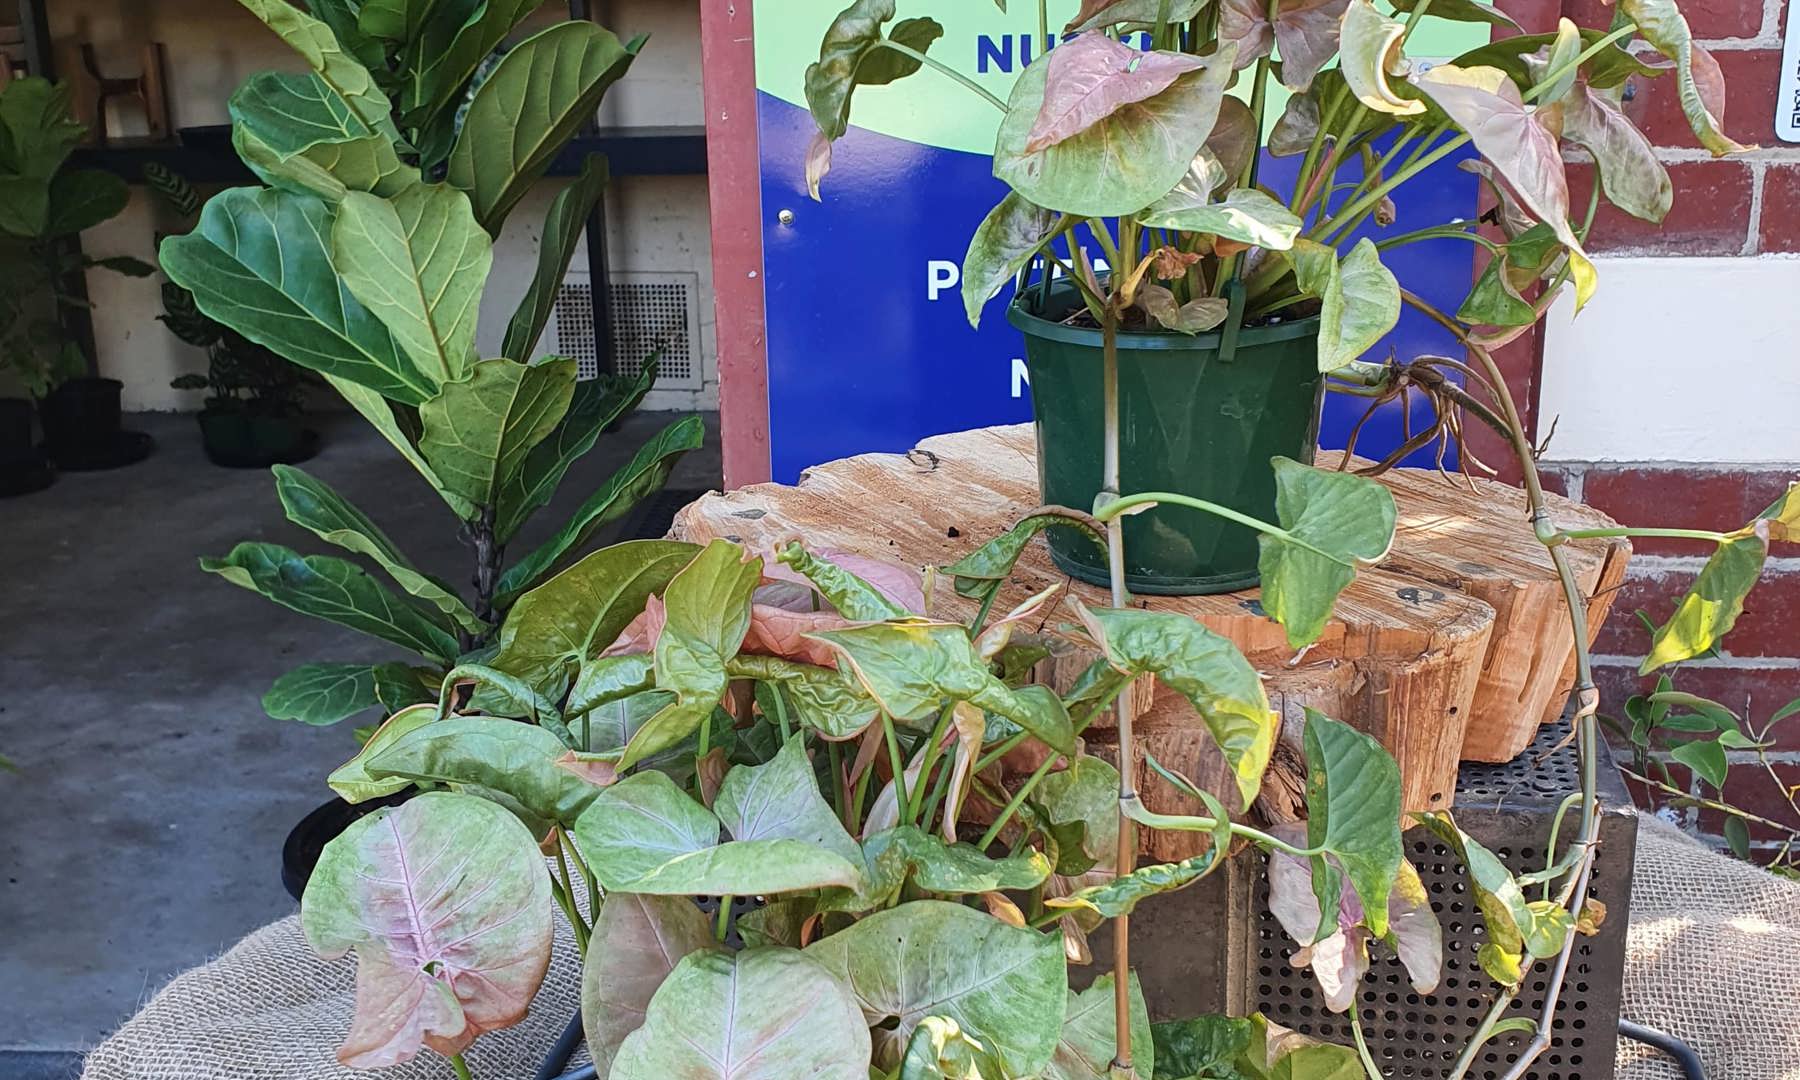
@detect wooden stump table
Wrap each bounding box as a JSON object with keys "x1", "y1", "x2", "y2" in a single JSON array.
[{"x1": 671, "y1": 425, "x2": 1628, "y2": 859}]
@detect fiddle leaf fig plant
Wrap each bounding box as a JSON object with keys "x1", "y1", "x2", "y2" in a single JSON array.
[{"x1": 163, "y1": 0, "x2": 702, "y2": 729}]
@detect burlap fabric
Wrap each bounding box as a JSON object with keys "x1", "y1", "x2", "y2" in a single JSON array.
[
  {"x1": 81, "y1": 814, "x2": 1800, "y2": 1080},
  {"x1": 1617, "y1": 813, "x2": 1800, "y2": 1080}
]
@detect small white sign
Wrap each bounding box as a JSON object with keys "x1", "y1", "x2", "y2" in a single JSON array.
[{"x1": 1780, "y1": 0, "x2": 1800, "y2": 141}]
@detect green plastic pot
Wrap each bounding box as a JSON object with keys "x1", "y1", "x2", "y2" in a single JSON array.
[{"x1": 1010, "y1": 282, "x2": 1324, "y2": 595}]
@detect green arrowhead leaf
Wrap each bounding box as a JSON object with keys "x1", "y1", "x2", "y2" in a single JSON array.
[
  {"x1": 1417, "y1": 812, "x2": 1568, "y2": 986},
  {"x1": 1258, "y1": 456, "x2": 1397, "y2": 648},
  {"x1": 1289, "y1": 238, "x2": 1401, "y2": 374},
  {"x1": 159, "y1": 188, "x2": 435, "y2": 403},
  {"x1": 807, "y1": 899, "x2": 1066, "y2": 1075},
  {"x1": 961, "y1": 191, "x2": 1060, "y2": 328},
  {"x1": 301, "y1": 792, "x2": 552, "y2": 1068},
  {"x1": 500, "y1": 154, "x2": 611, "y2": 365},
  {"x1": 610, "y1": 948, "x2": 872, "y2": 1080},
  {"x1": 327, "y1": 702, "x2": 439, "y2": 802},
  {"x1": 367, "y1": 714, "x2": 603, "y2": 828},
  {"x1": 229, "y1": 72, "x2": 416, "y2": 202},
  {"x1": 1045, "y1": 850, "x2": 1220, "y2": 918},
  {"x1": 942, "y1": 510, "x2": 1107, "y2": 601},
  {"x1": 447, "y1": 22, "x2": 641, "y2": 234},
  {"x1": 1044, "y1": 974, "x2": 1152, "y2": 1080},
  {"x1": 1669, "y1": 737, "x2": 1729, "y2": 788},
  {"x1": 1065, "y1": 0, "x2": 1208, "y2": 33},
  {"x1": 491, "y1": 538, "x2": 697, "y2": 685},
  {"x1": 994, "y1": 43, "x2": 1234, "y2": 218},
  {"x1": 262, "y1": 662, "x2": 383, "y2": 726},
  {"x1": 776, "y1": 541, "x2": 914, "y2": 621},
  {"x1": 1136, "y1": 187, "x2": 1303, "y2": 250},
  {"x1": 417, "y1": 357, "x2": 577, "y2": 511},
  {"x1": 717, "y1": 737, "x2": 863, "y2": 866},
  {"x1": 201, "y1": 541, "x2": 459, "y2": 662},
  {"x1": 1304, "y1": 711, "x2": 1403, "y2": 939},
  {"x1": 1031, "y1": 755, "x2": 1121, "y2": 872},
  {"x1": 898, "y1": 1015, "x2": 1000, "y2": 1080},
  {"x1": 495, "y1": 414, "x2": 706, "y2": 604},
  {"x1": 1152, "y1": 1014, "x2": 1256, "y2": 1080},
  {"x1": 1075, "y1": 603, "x2": 1273, "y2": 809},
  {"x1": 333, "y1": 184, "x2": 492, "y2": 386},
  {"x1": 725, "y1": 654, "x2": 882, "y2": 739},
  {"x1": 581, "y1": 893, "x2": 718, "y2": 1077},
  {"x1": 274, "y1": 464, "x2": 486, "y2": 634},
  {"x1": 805, "y1": 0, "x2": 944, "y2": 142},
  {"x1": 1640, "y1": 532, "x2": 1768, "y2": 673},
  {"x1": 856, "y1": 825, "x2": 1052, "y2": 907}
]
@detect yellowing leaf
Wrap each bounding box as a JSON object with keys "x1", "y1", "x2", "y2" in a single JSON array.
[{"x1": 1339, "y1": 0, "x2": 1425, "y2": 115}]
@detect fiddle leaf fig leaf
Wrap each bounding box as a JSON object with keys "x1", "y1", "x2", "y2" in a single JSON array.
[
  {"x1": 367, "y1": 715, "x2": 605, "y2": 828},
  {"x1": 995, "y1": 42, "x2": 1235, "y2": 218},
  {"x1": 581, "y1": 893, "x2": 718, "y2": 1078},
  {"x1": 1640, "y1": 532, "x2": 1769, "y2": 672},
  {"x1": 716, "y1": 737, "x2": 863, "y2": 867},
  {"x1": 1074, "y1": 603, "x2": 1273, "y2": 809},
  {"x1": 301, "y1": 793, "x2": 553, "y2": 1068},
  {"x1": 447, "y1": 22, "x2": 642, "y2": 234},
  {"x1": 1340, "y1": 0, "x2": 1425, "y2": 115},
  {"x1": 1259, "y1": 456, "x2": 1398, "y2": 649},
  {"x1": 808, "y1": 899, "x2": 1066, "y2": 1075},
  {"x1": 333, "y1": 184, "x2": 492, "y2": 388},
  {"x1": 229, "y1": 72, "x2": 416, "y2": 203},
  {"x1": 1136, "y1": 187, "x2": 1303, "y2": 251},
  {"x1": 492, "y1": 539, "x2": 698, "y2": 683},
  {"x1": 328, "y1": 703, "x2": 439, "y2": 803},
  {"x1": 418, "y1": 357, "x2": 578, "y2": 512},
  {"x1": 961, "y1": 191, "x2": 1061, "y2": 328},
  {"x1": 1288, "y1": 238, "x2": 1400, "y2": 374},
  {"x1": 1066, "y1": 0, "x2": 1208, "y2": 33},
  {"x1": 1565, "y1": 84, "x2": 1671, "y2": 223},
  {"x1": 263, "y1": 662, "x2": 383, "y2": 726},
  {"x1": 1620, "y1": 0, "x2": 1752, "y2": 155},
  {"x1": 202, "y1": 542, "x2": 460, "y2": 663},
  {"x1": 42, "y1": 169, "x2": 128, "y2": 237},
  {"x1": 495, "y1": 414, "x2": 706, "y2": 604},
  {"x1": 392, "y1": 0, "x2": 547, "y2": 131},
  {"x1": 158, "y1": 188, "x2": 433, "y2": 404},
  {"x1": 237, "y1": 0, "x2": 397, "y2": 137},
  {"x1": 494, "y1": 360, "x2": 656, "y2": 543},
  {"x1": 1045, "y1": 974, "x2": 1152, "y2": 1080},
  {"x1": 274, "y1": 464, "x2": 486, "y2": 634},
  {"x1": 500, "y1": 154, "x2": 610, "y2": 366},
  {"x1": 1304, "y1": 711, "x2": 1404, "y2": 939},
  {"x1": 1024, "y1": 33, "x2": 1205, "y2": 153},
  {"x1": 943, "y1": 510, "x2": 1108, "y2": 600},
  {"x1": 610, "y1": 948, "x2": 872, "y2": 1080}
]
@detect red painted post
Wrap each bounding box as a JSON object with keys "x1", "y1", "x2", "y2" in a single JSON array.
[{"x1": 700, "y1": 0, "x2": 773, "y2": 488}]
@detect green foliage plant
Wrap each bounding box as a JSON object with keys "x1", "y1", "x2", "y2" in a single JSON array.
[
  {"x1": 162, "y1": 0, "x2": 705, "y2": 727},
  {"x1": 271, "y1": 2, "x2": 1790, "y2": 1079},
  {"x1": 0, "y1": 77, "x2": 154, "y2": 399}
]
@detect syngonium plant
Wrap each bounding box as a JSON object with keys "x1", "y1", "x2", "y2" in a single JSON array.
[
  {"x1": 803, "y1": 0, "x2": 1744, "y2": 400},
  {"x1": 158, "y1": 0, "x2": 705, "y2": 727}
]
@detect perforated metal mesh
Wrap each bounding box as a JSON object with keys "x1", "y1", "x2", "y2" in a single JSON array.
[
  {"x1": 551, "y1": 271, "x2": 701, "y2": 388},
  {"x1": 1244, "y1": 722, "x2": 1634, "y2": 1079}
]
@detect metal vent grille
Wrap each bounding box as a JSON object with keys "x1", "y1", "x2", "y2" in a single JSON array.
[
  {"x1": 1246, "y1": 721, "x2": 1633, "y2": 1079},
  {"x1": 550, "y1": 270, "x2": 701, "y2": 389}
]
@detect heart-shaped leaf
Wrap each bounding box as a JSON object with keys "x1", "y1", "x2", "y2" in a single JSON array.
[
  {"x1": 808, "y1": 899, "x2": 1066, "y2": 1074},
  {"x1": 857, "y1": 825, "x2": 1052, "y2": 907},
  {"x1": 1024, "y1": 32, "x2": 1205, "y2": 153},
  {"x1": 995, "y1": 42, "x2": 1235, "y2": 218},
  {"x1": 202, "y1": 542, "x2": 460, "y2": 662},
  {"x1": 1303, "y1": 712, "x2": 1403, "y2": 939},
  {"x1": 301, "y1": 792, "x2": 553, "y2": 1068},
  {"x1": 495, "y1": 415, "x2": 706, "y2": 605},
  {"x1": 727, "y1": 654, "x2": 882, "y2": 738},
  {"x1": 775, "y1": 541, "x2": 916, "y2": 621},
  {"x1": 328, "y1": 703, "x2": 440, "y2": 802},
  {"x1": 263, "y1": 662, "x2": 384, "y2": 726},
  {"x1": 367, "y1": 714, "x2": 605, "y2": 828},
  {"x1": 229, "y1": 72, "x2": 416, "y2": 202},
  {"x1": 1640, "y1": 531, "x2": 1768, "y2": 672},
  {"x1": 1339, "y1": 0, "x2": 1425, "y2": 115},
  {"x1": 333, "y1": 183, "x2": 492, "y2": 388},
  {"x1": 1256, "y1": 456, "x2": 1397, "y2": 648},
  {"x1": 447, "y1": 22, "x2": 641, "y2": 234},
  {"x1": 1417, "y1": 812, "x2": 1569, "y2": 987},
  {"x1": 1619, "y1": 0, "x2": 1751, "y2": 155},
  {"x1": 1220, "y1": 0, "x2": 1353, "y2": 92},
  {"x1": 610, "y1": 948, "x2": 871, "y2": 1079},
  {"x1": 1565, "y1": 80, "x2": 1671, "y2": 224},
  {"x1": 961, "y1": 191, "x2": 1061, "y2": 328},
  {"x1": 805, "y1": 1, "x2": 944, "y2": 142},
  {"x1": 499, "y1": 155, "x2": 611, "y2": 366},
  {"x1": 158, "y1": 188, "x2": 434, "y2": 404},
  {"x1": 717, "y1": 737, "x2": 863, "y2": 866},
  {"x1": 581, "y1": 893, "x2": 718, "y2": 1076},
  {"x1": 1074, "y1": 603, "x2": 1273, "y2": 809},
  {"x1": 1137, "y1": 186, "x2": 1303, "y2": 250},
  {"x1": 1288, "y1": 238, "x2": 1400, "y2": 374},
  {"x1": 1267, "y1": 843, "x2": 1441, "y2": 1010},
  {"x1": 1044, "y1": 974, "x2": 1152, "y2": 1080},
  {"x1": 1031, "y1": 755, "x2": 1122, "y2": 872}
]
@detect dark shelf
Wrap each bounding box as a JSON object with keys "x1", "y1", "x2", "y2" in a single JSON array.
[{"x1": 69, "y1": 125, "x2": 708, "y2": 185}]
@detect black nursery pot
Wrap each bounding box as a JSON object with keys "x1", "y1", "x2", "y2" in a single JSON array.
[
  {"x1": 197, "y1": 410, "x2": 320, "y2": 469},
  {"x1": 0, "y1": 397, "x2": 54, "y2": 497},
  {"x1": 39, "y1": 377, "x2": 153, "y2": 470},
  {"x1": 282, "y1": 790, "x2": 414, "y2": 901}
]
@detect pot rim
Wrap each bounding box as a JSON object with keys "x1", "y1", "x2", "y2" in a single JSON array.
[{"x1": 1007, "y1": 289, "x2": 1321, "y2": 352}]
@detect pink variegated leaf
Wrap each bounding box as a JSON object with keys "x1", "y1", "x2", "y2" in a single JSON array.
[
  {"x1": 301, "y1": 793, "x2": 554, "y2": 1068},
  {"x1": 743, "y1": 603, "x2": 853, "y2": 667},
  {"x1": 1218, "y1": 0, "x2": 1349, "y2": 90},
  {"x1": 1024, "y1": 32, "x2": 1205, "y2": 153},
  {"x1": 601, "y1": 593, "x2": 666, "y2": 657},
  {"x1": 1563, "y1": 78, "x2": 1671, "y2": 223}
]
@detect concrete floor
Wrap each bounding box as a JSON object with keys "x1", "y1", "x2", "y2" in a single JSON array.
[{"x1": 0, "y1": 409, "x2": 720, "y2": 1074}]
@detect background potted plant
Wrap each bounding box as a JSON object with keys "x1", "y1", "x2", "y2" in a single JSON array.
[
  {"x1": 150, "y1": 163, "x2": 323, "y2": 468},
  {"x1": 0, "y1": 76, "x2": 156, "y2": 486},
  {"x1": 157, "y1": 0, "x2": 703, "y2": 863},
  {"x1": 802, "y1": 0, "x2": 1734, "y2": 598}
]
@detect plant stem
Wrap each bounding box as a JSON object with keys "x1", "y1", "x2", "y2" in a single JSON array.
[
  {"x1": 1039, "y1": 0, "x2": 1050, "y2": 56},
  {"x1": 450, "y1": 1053, "x2": 473, "y2": 1080},
  {"x1": 1560, "y1": 525, "x2": 1729, "y2": 543},
  {"x1": 469, "y1": 506, "x2": 504, "y2": 636},
  {"x1": 1095, "y1": 491, "x2": 1350, "y2": 565},
  {"x1": 875, "y1": 41, "x2": 1008, "y2": 111},
  {"x1": 882, "y1": 713, "x2": 913, "y2": 824},
  {"x1": 1446, "y1": 996, "x2": 1519, "y2": 1080},
  {"x1": 1349, "y1": 1000, "x2": 1383, "y2": 1080},
  {"x1": 1619, "y1": 766, "x2": 1800, "y2": 836},
  {"x1": 715, "y1": 896, "x2": 733, "y2": 943},
  {"x1": 1522, "y1": 24, "x2": 1638, "y2": 104},
  {"x1": 909, "y1": 705, "x2": 958, "y2": 823}
]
